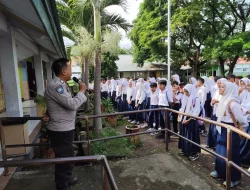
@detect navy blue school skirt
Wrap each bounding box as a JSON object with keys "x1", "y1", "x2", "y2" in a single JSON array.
[
  {"x1": 178, "y1": 119, "x2": 201, "y2": 155},
  {"x1": 215, "y1": 122, "x2": 241, "y2": 181},
  {"x1": 240, "y1": 124, "x2": 250, "y2": 165},
  {"x1": 206, "y1": 114, "x2": 218, "y2": 148}
]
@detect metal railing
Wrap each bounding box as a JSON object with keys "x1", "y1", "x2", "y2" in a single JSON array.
[{"x1": 1, "y1": 108, "x2": 250, "y2": 190}]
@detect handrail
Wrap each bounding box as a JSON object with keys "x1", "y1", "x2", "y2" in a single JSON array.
[
  {"x1": 0, "y1": 155, "x2": 118, "y2": 190},
  {"x1": 1, "y1": 108, "x2": 250, "y2": 190}
]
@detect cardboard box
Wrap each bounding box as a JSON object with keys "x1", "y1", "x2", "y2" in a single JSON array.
[{"x1": 3, "y1": 121, "x2": 30, "y2": 155}]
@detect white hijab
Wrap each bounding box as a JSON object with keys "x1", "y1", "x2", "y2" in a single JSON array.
[
  {"x1": 136, "y1": 82, "x2": 144, "y2": 100},
  {"x1": 189, "y1": 77, "x2": 197, "y2": 86},
  {"x1": 127, "y1": 79, "x2": 135, "y2": 99},
  {"x1": 216, "y1": 81, "x2": 239, "y2": 134},
  {"x1": 172, "y1": 74, "x2": 180, "y2": 84},
  {"x1": 239, "y1": 78, "x2": 249, "y2": 103},
  {"x1": 241, "y1": 80, "x2": 250, "y2": 110},
  {"x1": 149, "y1": 77, "x2": 156, "y2": 83},
  {"x1": 179, "y1": 84, "x2": 198, "y2": 122}
]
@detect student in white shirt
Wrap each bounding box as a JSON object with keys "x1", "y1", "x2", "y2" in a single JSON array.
[
  {"x1": 157, "y1": 79, "x2": 173, "y2": 139},
  {"x1": 172, "y1": 81, "x2": 183, "y2": 133},
  {"x1": 238, "y1": 78, "x2": 248, "y2": 103},
  {"x1": 197, "y1": 77, "x2": 207, "y2": 135},
  {"x1": 146, "y1": 82, "x2": 159, "y2": 134},
  {"x1": 115, "y1": 80, "x2": 122, "y2": 112},
  {"x1": 206, "y1": 76, "x2": 223, "y2": 148},
  {"x1": 131, "y1": 82, "x2": 147, "y2": 128},
  {"x1": 127, "y1": 80, "x2": 136, "y2": 122},
  {"x1": 101, "y1": 78, "x2": 108, "y2": 99},
  {"x1": 178, "y1": 84, "x2": 201, "y2": 161},
  {"x1": 240, "y1": 79, "x2": 250, "y2": 174},
  {"x1": 210, "y1": 81, "x2": 248, "y2": 188}
]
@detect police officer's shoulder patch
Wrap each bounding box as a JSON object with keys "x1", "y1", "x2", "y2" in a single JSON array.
[{"x1": 55, "y1": 85, "x2": 64, "y2": 94}]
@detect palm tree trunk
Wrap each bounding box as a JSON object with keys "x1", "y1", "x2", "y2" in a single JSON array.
[
  {"x1": 92, "y1": 0, "x2": 102, "y2": 133},
  {"x1": 84, "y1": 57, "x2": 90, "y2": 111},
  {"x1": 81, "y1": 58, "x2": 86, "y2": 83}
]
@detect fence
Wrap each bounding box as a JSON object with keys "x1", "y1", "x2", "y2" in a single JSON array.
[{"x1": 1, "y1": 107, "x2": 250, "y2": 190}]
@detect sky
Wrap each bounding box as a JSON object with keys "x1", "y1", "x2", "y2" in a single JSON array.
[
  {"x1": 63, "y1": 0, "x2": 143, "y2": 48},
  {"x1": 105, "y1": 0, "x2": 143, "y2": 49}
]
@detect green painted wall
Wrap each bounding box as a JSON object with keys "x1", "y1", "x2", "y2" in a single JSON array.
[{"x1": 18, "y1": 67, "x2": 24, "y2": 98}]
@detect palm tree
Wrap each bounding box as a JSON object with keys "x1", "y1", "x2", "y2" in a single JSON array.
[{"x1": 56, "y1": 0, "x2": 130, "y2": 133}]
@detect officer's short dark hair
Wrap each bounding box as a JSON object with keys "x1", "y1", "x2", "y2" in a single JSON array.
[
  {"x1": 198, "y1": 77, "x2": 205, "y2": 84},
  {"x1": 52, "y1": 58, "x2": 69, "y2": 76},
  {"x1": 159, "y1": 80, "x2": 167, "y2": 86},
  {"x1": 150, "y1": 82, "x2": 157, "y2": 88},
  {"x1": 171, "y1": 81, "x2": 179, "y2": 86}
]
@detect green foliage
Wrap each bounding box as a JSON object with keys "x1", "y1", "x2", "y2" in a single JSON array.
[
  {"x1": 89, "y1": 52, "x2": 119, "y2": 79},
  {"x1": 101, "y1": 98, "x2": 115, "y2": 113},
  {"x1": 90, "y1": 127, "x2": 135, "y2": 156},
  {"x1": 130, "y1": 0, "x2": 250, "y2": 76},
  {"x1": 34, "y1": 95, "x2": 46, "y2": 109}
]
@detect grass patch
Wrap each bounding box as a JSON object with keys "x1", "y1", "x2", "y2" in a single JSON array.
[{"x1": 90, "y1": 127, "x2": 135, "y2": 156}]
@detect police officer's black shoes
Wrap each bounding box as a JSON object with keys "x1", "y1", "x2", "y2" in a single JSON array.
[{"x1": 68, "y1": 177, "x2": 78, "y2": 186}]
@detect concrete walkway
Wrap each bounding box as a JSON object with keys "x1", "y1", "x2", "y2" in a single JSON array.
[{"x1": 5, "y1": 152, "x2": 222, "y2": 190}]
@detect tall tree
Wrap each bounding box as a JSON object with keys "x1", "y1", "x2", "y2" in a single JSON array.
[{"x1": 57, "y1": 0, "x2": 130, "y2": 133}]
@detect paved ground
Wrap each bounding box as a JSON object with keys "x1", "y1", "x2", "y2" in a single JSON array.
[{"x1": 4, "y1": 119, "x2": 250, "y2": 190}]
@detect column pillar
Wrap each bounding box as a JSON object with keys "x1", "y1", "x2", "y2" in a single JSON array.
[
  {"x1": 34, "y1": 54, "x2": 45, "y2": 95},
  {"x1": 0, "y1": 25, "x2": 23, "y2": 117}
]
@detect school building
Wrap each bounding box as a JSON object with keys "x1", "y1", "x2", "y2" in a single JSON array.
[
  {"x1": 0, "y1": 0, "x2": 66, "y2": 178},
  {"x1": 116, "y1": 54, "x2": 167, "y2": 79}
]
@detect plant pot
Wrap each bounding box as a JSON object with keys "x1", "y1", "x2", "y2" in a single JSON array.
[
  {"x1": 36, "y1": 105, "x2": 45, "y2": 117},
  {"x1": 39, "y1": 137, "x2": 55, "y2": 159},
  {"x1": 107, "y1": 116, "x2": 117, "y2": 127},
  {"x1": 125, "y1": 125, "x2": 140, "y2": 145}
]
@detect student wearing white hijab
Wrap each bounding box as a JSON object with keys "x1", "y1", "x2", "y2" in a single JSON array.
[
  {"x1": 240, "y1": 79, "x2": 250, "y2": 174},
  {"x1": 115, "y1": 80, "x2": 122, "y2": 112},
  {"x1": 121, "y1": 78, "x2": 128, "y2": 112},
  {"x1": 238, "y1": 78, "x2": 249, "y2": 103},
  {"x1": 206, "y1": 77, "x2": 223, "y2": 148},
  {"x1": 202, "y1": 76, "x2": 213, "y2": 118},
  {"x1": 211, "y1": 81, "x2": 248, "y2": 188},
  {"x1": 127, "y1": 80, "x2": 136, "y2": 122},
  {"x1": 172, "y1": 74, "x2": 180, "y2": 84},
  {"x1": 178, "y1": 84, "x2": 201, "y2": 161},
  {"x1": 132, "y1": 82, "x2": 147, "y2": 128},
  {"x1": 189, "y1": 77, "x2": 198, "y2": 87}
]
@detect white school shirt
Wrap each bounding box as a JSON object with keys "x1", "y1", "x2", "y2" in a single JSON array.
[
  {"x1": 126, "y1": 87, "x2": 136, "y2": 102},
  {"x1": 116, "y1": 85, "x2": 121, "y2": 97},
  {"x1": 136, "y1": 91, "x2": 146, "y2": 104},
  {"x1": 174, "y1": 91, "x2": 183, "y2": 104},
  {"x1": 150, "y1": 90, "x2": 159, "y2": 106},
  {"x1": 101, "y1": 82, "x2": 108, "y2": 92},
  {"x1": 221, "y1": 102, "x2": 248, "y2": 127},
  {"x1": 158, "y1": 88, "x2": 173, "y2": 107},
  {"x1": 197, "y1": 86, "x2": 207, "y2": 107}
]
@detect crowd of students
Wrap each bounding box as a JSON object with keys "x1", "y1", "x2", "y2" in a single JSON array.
[{"x1": 97, "y1": 74, "x2": 250, "y2": 188}]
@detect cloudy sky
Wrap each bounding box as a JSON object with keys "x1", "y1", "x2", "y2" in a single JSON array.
[
  {"x1": 63, "y1": 0, "x2": 143, "y2": 48},
  {"x1": 105, "y1": 0, "x2": 143, "y2": 49}
]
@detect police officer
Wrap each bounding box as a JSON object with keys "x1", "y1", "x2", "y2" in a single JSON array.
[{"x1": 45, "y1": 58, "x2": 87, "y2": 190}]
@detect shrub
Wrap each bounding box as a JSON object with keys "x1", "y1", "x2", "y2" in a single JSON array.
[{"x1": 90, "y1": 127, "x2": 135, "y2": 156}]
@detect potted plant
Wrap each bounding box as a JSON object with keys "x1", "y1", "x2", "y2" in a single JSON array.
[
  {"x1": 102, "y1": 98, "x2": 117, "y2": 127},
  {"x1": 34, "y1": 94, "x2": 46, "y2": 117},
  {"x1": 125, "y1": 124, "x2": 140, "y2": 145}
]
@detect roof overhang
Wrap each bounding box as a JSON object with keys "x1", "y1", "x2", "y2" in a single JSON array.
[{"x1": 0, "y1": 0, "x2": 66, "y2": 60}]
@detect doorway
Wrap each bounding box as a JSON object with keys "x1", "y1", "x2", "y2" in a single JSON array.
[{"x1": 27, "y1": 61, "x2": 37, "y2": 98}]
